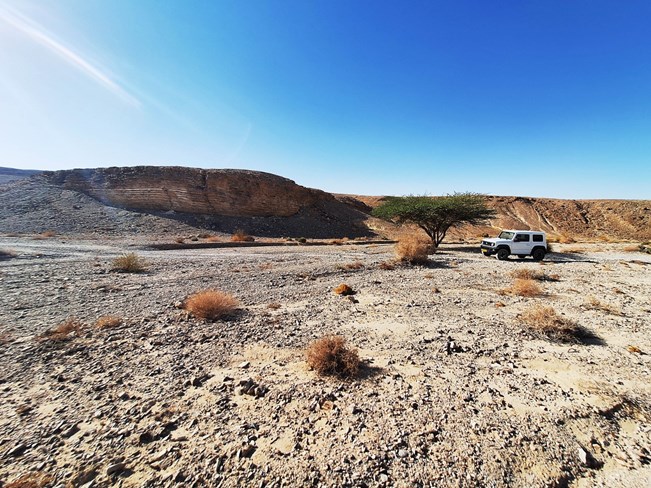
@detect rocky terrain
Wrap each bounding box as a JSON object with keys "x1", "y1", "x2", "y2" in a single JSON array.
[
  {"x1": 1, "y1": 236, "x2": 650, "y2": 487},
  {"x1": 342, "y1": 195, "x2": 651, "y2": 242}
]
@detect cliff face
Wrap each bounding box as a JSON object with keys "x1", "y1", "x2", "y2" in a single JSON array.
[{"x1": 43, "y1": 166, "x2": 329, "y2": 218}]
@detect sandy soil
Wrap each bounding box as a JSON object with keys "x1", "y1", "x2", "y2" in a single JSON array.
[{"x1": 1, "y1": 237, "x2": 650, "y2": 487}]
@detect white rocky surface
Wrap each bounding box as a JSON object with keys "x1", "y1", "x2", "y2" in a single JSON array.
[{"x1": 1, "y1": 238, "x2": 650, "y2": 487}]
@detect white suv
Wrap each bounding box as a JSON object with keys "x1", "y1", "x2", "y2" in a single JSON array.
[{"x1": 480, "y1": 230, "x2": 548, "y2": 261}]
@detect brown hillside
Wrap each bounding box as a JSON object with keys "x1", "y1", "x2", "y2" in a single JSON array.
[{"x1": 337, "y1": 194, "x2": 651, "y2": 241}]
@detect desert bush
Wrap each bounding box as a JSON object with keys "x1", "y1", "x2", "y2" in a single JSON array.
[
  {"x1": 585, "y1": 296, "x2": 621, "y2": 315},
  {"x1": 338, "y1": 261, "x2": 364, "y2": 270},
  {"x1": 558, "y1": 234, "x2": 575, "y2": 244},
  {"x1": 111, "y1": 253, "x2": 146, "y2": 273},
  {"x1": 378, "y1": 261, "x2": 395, "y2": 270},
  {"x1": 267, "y1": 303, "x2": 282, "y2": 310},
  {"x1": 510, "y1": 268, "x2": 558, "y2": 282},
  {"x1": 520, "y1": 304, "x2": 589, "y2": 343},
  {"x1": 40, "y1": 230, "x2": 56, "y2": 238},
  {"x1": 39, "y1": 317, "x2": 85, "y2": 342},
  {"x1": 306, "y1": 335, "x2": 360, "y2": 379},
  {"x1": 184, "y1": 289, "x2": 239, "y2": 320},
  {"x1": 175, "y1": 237, "x2": 185, "y2": 244},
  {"x1": 5, "y1": 473, "x2": 52, "y2": 488},
  {"x1": 206, "y1": 236, "x2": 221, "y2": 243},
  {"x1": 500, "y1": 278, "x2": 544, "y2": 297},
  {"x1": 231, "y1": 229, "x2": 255, "y2": 242},
  {"x1": 395, "y1": 234, "x2": 430, "y2": 264},
  {"x1": 333, "y1": 283, "x2": 355, "y2": 296},
  {"x1": 95, "y1": 316, "x2": 123, "y2": 329}
]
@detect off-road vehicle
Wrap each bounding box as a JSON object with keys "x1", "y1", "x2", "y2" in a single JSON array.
[{"x1": 480, "y1": 230, "x2": 547, "y2": 261}]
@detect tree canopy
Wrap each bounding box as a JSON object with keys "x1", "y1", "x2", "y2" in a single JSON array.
[{"x1": 372, "y1": 193, "x2": 495, "y2": 248}]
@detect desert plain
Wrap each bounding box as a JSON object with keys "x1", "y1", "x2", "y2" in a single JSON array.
[{"x1": 1, "y1": 232, "x2": 650, "y2": 487}]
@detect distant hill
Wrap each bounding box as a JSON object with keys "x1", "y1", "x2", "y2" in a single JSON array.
[
  {"x1": 0, "y1": 167, "x2": 43, "y2": 185},
  {"x1": 1, "y1": 165, "x2": 649, "y2": 241}
]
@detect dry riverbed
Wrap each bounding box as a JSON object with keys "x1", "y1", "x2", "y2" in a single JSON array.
[{"x1": 1, "y1": 237, "x2": 650, "y2": 487}]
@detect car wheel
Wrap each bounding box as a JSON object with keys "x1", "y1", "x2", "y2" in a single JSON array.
[
  {"x1": 532, "y1": 249, "x2": 546, "y2": 261},
  {"x1": 497, "y1": 248, "x2": 510, "y2": 260},
  {"x1": 517, "y1": 255, "x2": 526, "y2": 259}
]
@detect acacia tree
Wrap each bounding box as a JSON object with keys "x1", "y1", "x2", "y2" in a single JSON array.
[{"x1": 372, "y1": 193, "x2": 495, "y2": 248}]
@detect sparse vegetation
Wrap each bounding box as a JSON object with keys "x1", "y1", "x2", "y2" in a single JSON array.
[
  {"x1": 306, "y1": 335, "x2": 360, "y2": 379},
  {"x1": 95, "y1": 316, "x2": 123, "y2": 329},
  {"x1": 378, "y1": 261, "x2": 396, "y2": 270},
  {"x1": 4, "y1": 473, "x2": 52, "y2": 488},
  {"x1": 38, "y1": 317, "x2": 85, "y2": 342},
  {"x1": 267, "y1": 302, "x2": 282, "y2": 310},
  {"x1": 111, "y1": 253, "x2": 147, "y2": 273},
  {"x1": 0, "y1": 332, "x2": 15, "y2": 345},
  {"x1": 500, "y1": 278, "x2": 544, "y2": 297},
  {"x1": 184, "y1": 289, "x2": 239, "y2": 320},
  {"x1": 585, "y1": 296, "x2": 622, "y2": 315},
  {"x1": 231, "y1": 229, "x2": 255, "y2": 242},
  {"x1": 395, "y1": 234, "x2": 430, "y2": 264},
  {"x1": 520, "y1": 304, "x2": 591, "y2": 343},
  {"x1": 333, "y1": 283, "x2": 355, "y2": 296},
  {"x1": 39, "y1": 230, "x2": 56, "y2": 238},
  {"x1": 510, "y1": 268, "x2": 559, "y2": 282},
  {"x1": 338, "y1": 261, "x2": 364, "y2": 270},
  {"x1": 372, "y1": 193, "x2": 495, "y2": 249}
]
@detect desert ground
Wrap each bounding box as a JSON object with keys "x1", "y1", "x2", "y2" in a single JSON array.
[{"x1": 1, "y1": 236, "x2": 650, "y2": 487}]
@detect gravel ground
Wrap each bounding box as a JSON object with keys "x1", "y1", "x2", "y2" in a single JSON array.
[{"x1": 1, "y1": 237, "x2": 650, "y2": 487}]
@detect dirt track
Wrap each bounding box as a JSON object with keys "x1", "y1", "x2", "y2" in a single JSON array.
[{"x1": 1, "y1": 237, "x2": 650, "y2": 487}]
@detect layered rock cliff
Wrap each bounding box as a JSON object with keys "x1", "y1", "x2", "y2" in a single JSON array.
[{"x1": 43, "y1": 166, "x2": 330, "y2": 218}]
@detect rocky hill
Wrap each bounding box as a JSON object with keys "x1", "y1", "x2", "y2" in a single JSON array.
[
  {"x1": 0, "y1": 167, "x2": 42, "y2": 185},
  {"x1": 0, "y1": 167, "x2": 372, "y2": 238},
  {"x1": 342, "y1": 195, "x2": 651, "y2": 241},
  {"x1": 1, "y1": 166, "x2": 650, "y2": 241}
]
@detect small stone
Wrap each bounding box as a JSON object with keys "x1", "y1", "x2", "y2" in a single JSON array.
[
  {"x1": 117, "y1": 391, "x2": 130, "y2": 401},
  {"x1": 238, "y1": 361, "x2": 250, "y2": 369},
  {"x1": 7, "y1": 443, "x2": 27, "y2": 457},
  {"x1": 107, "y1": 462, "x2": 126, "y2": 475},
  {"x1": 235, "y1": 387, "x2": 247, "y2": 396},
  {"x1": 61, "y1": 424, "x2": 80, "y2": 438},
  {"x1": 397, "y1": 449, "x2": 408, "y2": 458}
]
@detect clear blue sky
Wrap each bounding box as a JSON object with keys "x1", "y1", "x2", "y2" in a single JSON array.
[{"x1": 1, "y1": 0, "x2": 650, "y2": 199}]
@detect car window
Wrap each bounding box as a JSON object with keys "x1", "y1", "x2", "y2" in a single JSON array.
[
  {"x1": 498, "y1": 231, "x2": 514, "y2": 239},
  {"x1": 533, "y1": 234, "x2": 543, "y2": 242},
  {"x1": 515, "y1": 234, "x2": 530, "y2": 242}
]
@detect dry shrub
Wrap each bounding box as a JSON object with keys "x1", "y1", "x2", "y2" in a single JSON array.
[
  {"x1": 520, "y1": 304, "x2": 588, "y2": 343},
  {"x1": 395, "y1": 235, "x2": 430, "y2": 264},
  {"x1": 306, "y1": 335, "x2": 360, "y2": 379},
  {"x1": 206, "y1": 236, "x2": 221, "y2": 243},
  {"x1": 333, "y1": 283, "x2": 355, "y2": 296},
  {"x1": 585, "y1": 296, "x2": 622, "y2": 315},
  {"x1": 95, "y1": 316, "x2": 122, "y2": 329},
  {"x1": 184, "y1": 289, "x2": 239, "y2": 320},
  {"x1": 510, "y1": 268, "x2": 559, "y2": 282},
  {"x1": 231, "y1": 229, "x2": 254, "y2": 242},
  {"x1": 500, "y1": 278, "x2": 544, "y2": 297},
  {"x1": 111, "y1": 253, "x2": 146, "y2": 273},
  {"x1": 39, "y1": 318, "x2": 84, "y2": 342},
  {"x1": 378, "y1": 261, "x2": 395, "y2": 270},
  {"x1": 623, "y1": 244, "x2": 641, "y2": 252},
  {"x1": 39, "y1": 230, "x2": 56, "y2": 238},
  {"x1": 5, "y1": 473, "x2": 52, "y2": 488},
  {"x1": 175, "y1": 237, "x2": 185, "y2": 244},
  {"x1": 338, "y1": 261, "x2": 364, "y2": 270},
  {"x1": 495, "y1": 301, "x2": 506, "y2": 308},
  {"x1": 330, "y1": 239, "x2": 344, "y2": 245},
  {"x1": 558, "y1": 234, "x2": 575, "y2": 244},
  {"x1": 267, "y1": 302, "x2": 282, "y2": 310},
  {"x1": 565, "y1": 246, "x2": 587, "y2": 254}
]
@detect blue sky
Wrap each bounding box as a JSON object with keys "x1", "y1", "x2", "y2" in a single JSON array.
[{"x1": 1, "y1": 0, "x2": 650, "y2": 198}]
